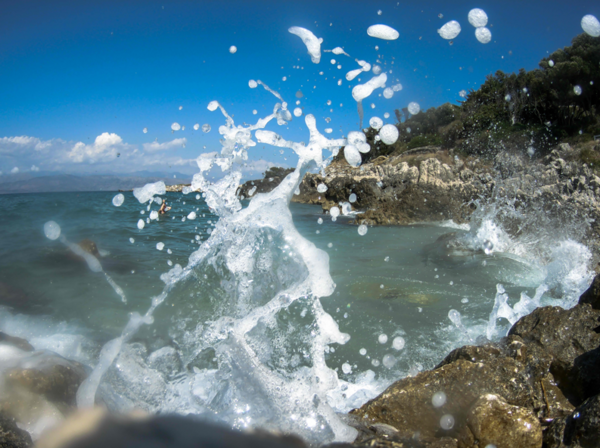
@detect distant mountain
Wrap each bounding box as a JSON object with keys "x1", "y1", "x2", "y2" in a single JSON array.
[{"x1": 0, "y1": 173, "x2": 191, "y2": 194}]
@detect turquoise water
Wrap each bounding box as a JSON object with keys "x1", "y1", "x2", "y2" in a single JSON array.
[
  {"x1": 0, "y1": 189, "x2": 593, "y2": 442},
  {"x1": 0, "y1": 190, "x2": 573, "y2": 377}
]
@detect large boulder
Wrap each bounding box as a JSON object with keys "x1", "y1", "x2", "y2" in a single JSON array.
[
  {"x1": 508, "y1": 304, "x2": 600, "y2": 405},
  {"x1": 6, "y1": 353, "x2": 87, "y2": 412},
  {"x1": 456, "y1": 394, "x2": 542, "y2": 448},
  {"x1": 351, "y1": 345, "x2": 538, "y2": 440}
]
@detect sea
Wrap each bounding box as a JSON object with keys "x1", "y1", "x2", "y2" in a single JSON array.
[{"x1": 0, "y1": 189, "x2": 593, "y2": 443}]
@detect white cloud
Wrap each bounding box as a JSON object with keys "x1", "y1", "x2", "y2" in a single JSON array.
[
  {"x1": 0, "y1": 133, "x2": 200, "y2": 174},
  {"x1": 143, "y1": 138, "x2": 187, "y2": 153},
  {"x1": 11, "y1": 167, "x2": 19, "y2": 174}
]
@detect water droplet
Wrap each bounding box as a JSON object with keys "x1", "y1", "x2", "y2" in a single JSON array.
[
  {"x1": 432, "y1": 391, "x2": 447, "y2": 408},
  {"x1": 194, "y1": 124, "x2": 200, "y2": 130},
  {"x1": 202, "y1": 124, "x2": 211, "y2": 133},
  {"x1": 408, "y1": 102, "x2": 420, "y2": 115},
  {"x1": 468, "y1": 8, "x2": 488, "y2": 28},
  {"x1": 156, "y1": 242, "x2": 165, "y2": 251},
  {"x1": 317, "y1": 183, "x2": 328, "y2": 193},
  {"x1": 43, "y1": 221, "x2": 61, "y2": 240},
  {"x1": 440, "y1": 414, "x2": 455, "y2": 430},
  {"x1": 574, "y1": 85, "x2": 582, "y2": 96},
  {"x1": 248, "y1": 80, "x2": 258, "y2": 88},
  {"x1": 358, "y1": 224, "x2": 368, "y2": 236},
  {"x1": 229, "y1": 45, "x2": 237, "y2": 54},
  {"x1": 171, "y1": 122, "x2": 181, "y2": 131},
  {"x1": 392, "y1": 336, "x2": 405, "y2": 350},
  {"x1": 112, "y1": 193, "x2": 125, "y2": 207},
  {"x1": 438, "y1": 20, "x2": 461, "y2": 40},
  {"x1": 378, "y1": 334, "x2": 388, "y2": 344},
  {"x1": 137, "y1": 219, "x2": 145, "y2": 230},
  {"x1": 143, "y1": 127, "x2": 148, "y2": 133},
  {"x1": 349, "y1": 193, "x2": 357, "y2": 203}
]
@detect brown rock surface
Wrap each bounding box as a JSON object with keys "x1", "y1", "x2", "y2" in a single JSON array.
[
  {"x1": 508, "y1": 304, "x2": 600, "y2": 405},
  {"x1": 456, "y1": 394, "x2": 542, "y2": 448}
]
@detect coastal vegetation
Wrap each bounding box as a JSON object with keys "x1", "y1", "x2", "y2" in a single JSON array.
[{"x1": 339, "y1": 33, "x2": 600, "y2": 166}]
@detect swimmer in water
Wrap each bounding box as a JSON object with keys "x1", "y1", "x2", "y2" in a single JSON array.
[{"x1": 159, "y1": 199, "x2": 171, "y2": 214}]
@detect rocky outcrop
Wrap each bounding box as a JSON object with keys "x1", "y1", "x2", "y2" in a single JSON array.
[
  {"x1": 349, "y1": 277, "x2": 600, "y2": 448},
  {"x1": 237, "y1": 167, "x2": 295, "y2": 199}
]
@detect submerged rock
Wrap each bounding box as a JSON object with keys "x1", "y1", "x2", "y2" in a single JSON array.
[
  {"x1": 6, "y1": 353, "x2": 87, "y2": 411},
  {"x1": 0, "y1": 332, "x2": 34, "y2": 352},
  {"x1": 0, "y1": 410, "x2": 33, "y2": 448}
]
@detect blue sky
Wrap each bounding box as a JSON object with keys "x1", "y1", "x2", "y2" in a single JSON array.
[{"x1": 1, "y1": 0, "x2": 598, "y2": 178}]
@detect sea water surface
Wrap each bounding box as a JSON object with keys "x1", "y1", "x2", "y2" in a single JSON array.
[{"x1": 0, "y1": 190, "x2": 592, "y2": 437}]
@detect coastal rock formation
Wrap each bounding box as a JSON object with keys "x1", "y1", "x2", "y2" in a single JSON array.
[
  {"x1": 456, "y1": 394, "x2": 542, "y2": 448},
  {"x1": 544, "y1": 394, "x2": 600, "y2": 448},
  {"x1": 349, "y1": 275, "x2": 600, "y2": 448}
]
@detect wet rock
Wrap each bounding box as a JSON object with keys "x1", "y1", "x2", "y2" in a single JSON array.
[
  {"x1": 578, "y1": 273, "x2": 600, "y2": 310},
  {"x1": 456, "y1": 394, "x2": 542, "y2": 448},
  {"x1": 0, "y1": 333, "x2": 34, "y2": 352},
  {"x1": 544, "y1": 394, "x2": 600, "y2": 448},
  {"x1": 36, "y1": 409, "x2": 308, "y2": 448},
  {"x1": 7, "y1": 355, "x2": 87, "y2": 410},
  {"x1": 77, "y1": 239, "x2": 99, "y2": 257},
  {"x1": 0, "y1": 283, "x2": 47, "y2": 315},
  {"x1": 508, "y1": 304, "x2": 600, "y2": 405},
  {"x1": 351, "y1": 354, "x2": 537, "y2": 440},
  {"x1": 0, "y1": 410, "x2": 32, "y2": 448},
  {"x1": 237, "y1": 167, "x2": 295, "y2": 198}
]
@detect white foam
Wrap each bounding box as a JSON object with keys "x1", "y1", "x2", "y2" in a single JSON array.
[
  {"x1": 133, "y1": 181, "x2": 166, "y2": 204},
  {"x1": 289, "y1": 27, "x2": 323, "y2": 63}
]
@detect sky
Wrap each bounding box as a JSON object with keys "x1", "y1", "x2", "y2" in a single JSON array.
[{"x1": 1, "y1": 0, "x2": 599, "y2": 179}]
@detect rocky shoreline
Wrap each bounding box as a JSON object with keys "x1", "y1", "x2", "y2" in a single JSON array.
[
  {"x1": 239, "y1": 141, "x2": 600, "y2": 266},
  {"x1": 2, "y1": 276, "x2": 599, "y2": 447}
]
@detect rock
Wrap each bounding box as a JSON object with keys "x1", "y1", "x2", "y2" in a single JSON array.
[
  {"x1": 77, "y1": 239, "x2": 99, "y2": 257},
  {"x1": 351, "y1": 354, "x2": 537, "y2": 439},
  {"x1": 7, "y1": 355, "x2": 87, "y2": 410},
  {"x1": 0, "y1": 333, "x2": 34, "y2": 352},
  {"x1": 0, "y1": 410, "x2": 32, "y2": 448},
  {"x1": 36, "y1": 409, "x2": 308, "y2": 448},
  {"x1": 508, "y1": 304, "x2": 600, "y2": 405},
  {"x1": 544, "y1": 394, "x2": 600, "y2": 448},
  {"x1": 0, "y1": 282, "x2": 47, "y2": 315},
  {"x1": 578, "y1": 273, "x2": 600, "y2": 310},
  {"x1": 237, "y1": 167, "x2": 295, "y2": 198},
  {"x1": 456, "y1": 394, "x2": 542, "y2": 448}
]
